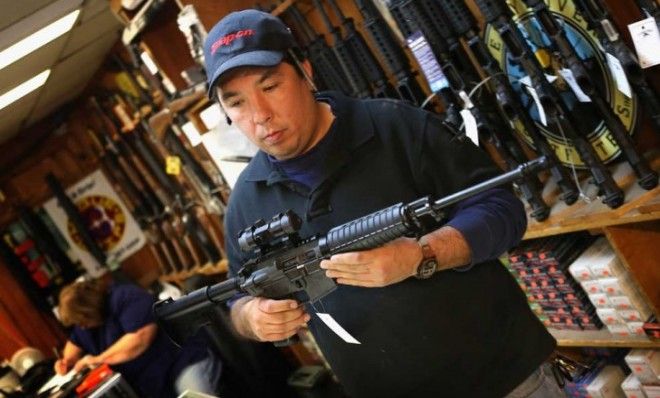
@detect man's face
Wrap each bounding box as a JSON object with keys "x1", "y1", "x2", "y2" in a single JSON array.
[{"x1": 217, "y1": 61, "x2": 322, "y2": 160}]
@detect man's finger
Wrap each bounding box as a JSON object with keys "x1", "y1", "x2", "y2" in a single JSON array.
[{"x1": 258, "y1": 298, "x2": 301, "y2": 313}]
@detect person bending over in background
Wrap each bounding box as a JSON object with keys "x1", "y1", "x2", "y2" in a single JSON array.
[{"x1": 54, "y1": 279, "x2": 221, "y2": 397}]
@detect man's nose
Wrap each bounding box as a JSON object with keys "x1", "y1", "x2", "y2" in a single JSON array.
[{"x1": 252, "y1": 94, "x2": 272, "y2": 125}]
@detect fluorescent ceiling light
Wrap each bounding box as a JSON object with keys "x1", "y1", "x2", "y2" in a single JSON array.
[
  {"x1": 0, "y1": 9, "x2": 80, "y2": 70},
  {"x1": 0, "y1": 70, "x2": 51, "y2": 110}
]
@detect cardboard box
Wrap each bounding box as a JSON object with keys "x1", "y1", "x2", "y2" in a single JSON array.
[
  {"x1": 586, "y1": 365, "x2": 627, "y2": 398},
  {"x1": 620, "y1": 373, "x2": 646, "y2": 398},
  {"x1": 642, "y1": 384, "x2": 660, "y2": 398},
  {"x1": 598, "y1": 308, "x2": 624, "y2": 325},
  {"x1": 625, "y1": 350, "x2": 660, "y2": 385}
]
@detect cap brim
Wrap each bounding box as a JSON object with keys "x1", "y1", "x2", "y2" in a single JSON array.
[{"x1": 207, "y1": 50, "x2": 285, "y2": 98}]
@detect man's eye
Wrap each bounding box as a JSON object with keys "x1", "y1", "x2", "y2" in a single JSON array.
[
  {"x1": 263, "y1": 83, "x2": 279, "y2": 92},
  {"x1": 228, "y1": 99, "x2": 243, "y2": 108}
]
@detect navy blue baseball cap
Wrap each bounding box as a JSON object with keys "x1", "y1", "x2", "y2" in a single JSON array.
[{"x1": 203, "y1": 10, "x2": 296, "y2": 98}]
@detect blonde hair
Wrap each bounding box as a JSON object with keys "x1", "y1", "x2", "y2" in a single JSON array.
[{"x1": 58, "y1": 279, "x2": 108, "y2": 327}]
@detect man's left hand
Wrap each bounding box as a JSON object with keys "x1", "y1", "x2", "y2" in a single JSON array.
[
  {"x1": 320, "y1": 237, "x2": 422, "y2": 287},
  {"x1": 73, "y1": 355, "x2": 100, "y2": 373}
]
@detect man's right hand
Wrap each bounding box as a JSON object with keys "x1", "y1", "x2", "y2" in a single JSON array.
[
  {"x1": 231, "y1": 297, "x2": 311, "y2": 342},
  {"x1": 54, "y1": 359, "x2": 72, "y2": 375}
]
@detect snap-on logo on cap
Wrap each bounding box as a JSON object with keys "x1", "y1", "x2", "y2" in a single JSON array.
[{"x1": 211, "y1": 29, "x2": 255, "y2": 54}]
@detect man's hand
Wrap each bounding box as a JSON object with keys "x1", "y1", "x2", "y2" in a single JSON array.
[
  {"x1": 231, "y1": 297, "x2": 310, "y2": 342},
  {"x1": 320, "y1": 237, "x2": 422, "y2": 287},
  {"x1": 54, "y1": 359, "x2": 74, "y2": 375},
  {"x1": 73, "y1": 355, "x2": 100, "y2": 372}
]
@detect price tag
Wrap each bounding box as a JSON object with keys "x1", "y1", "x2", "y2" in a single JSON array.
[
  {"x1": 520, "y1": 77, "x2": 548, "y2": 127},
  {"x1": 460, "y1": 109, "x2": 479, "y2": 146},
  {"x1": 559, "y1": 69, "x2": 591, "y2": 102},
  {"x1": 317, "y1": 313, "x2": 361, "y2": 344},
  {"x1": 628, "y1": 17, "x2": 660, "y2": 68},
  {"x1": 165, "y1": 156, "x2": 181, "y2": 175},
  {"x1": 605, "y1": 53, "x2": 632, "y2": 98}
]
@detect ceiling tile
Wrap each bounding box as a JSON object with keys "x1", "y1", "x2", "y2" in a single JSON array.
[
  {"x1": 0, "y1": 0, "x2": 83, "y2": 51},
  {"x1": 80, "y1": 0, "x2": 112, "y2": 23},
  {"x1": 0, "y1": 90, "x2": 42, "y2": 143},
  {"x1": 27, "y1": 29, "x2": 120, "y2": 125},
  {"x1": 61, "y1": 8, "x2": 122, "y2": 58},
  {"x1": 0, "y1": 35, "x2": 68, "y2": 91},
  {"x1": 0, "y1": 0, "x2": 54, "y2": 31}
]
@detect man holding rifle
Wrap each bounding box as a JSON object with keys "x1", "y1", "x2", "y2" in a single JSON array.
[{"x1": 204, "y1": 9, "x2": 563, "y2": 397}]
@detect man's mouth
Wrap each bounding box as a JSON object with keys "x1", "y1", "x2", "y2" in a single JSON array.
[{"x1": 263, "y1": 129, "x2": 284, "y2": 143}]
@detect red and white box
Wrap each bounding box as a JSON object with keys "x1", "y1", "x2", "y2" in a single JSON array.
[{"x1": 625, "y1": 350, "x2": 660, "y2": 385}]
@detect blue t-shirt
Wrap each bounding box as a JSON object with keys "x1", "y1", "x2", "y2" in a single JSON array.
[{"x1": 70, "y1": 284, "x2": 208, "y2": 397}]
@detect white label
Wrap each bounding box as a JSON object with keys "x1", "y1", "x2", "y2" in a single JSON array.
[
  {"x1": 523, "y1": 85, "x2": 548, "y2": 126},
  {"x1": 628, "y1": 17, "x2": 660, "y2": 68},
  {"x1": 559, "y1": 68, "x2": 592, "y2": 102},
  {"x1": 460, "y1": 109, "x2": 479, "y2": 146},
  {"x1": 317, "y1": 313, "x2": 361, "y2": 344},
  {"x1": 605, "y1": 53, "x2": 633, "y2": 98}
]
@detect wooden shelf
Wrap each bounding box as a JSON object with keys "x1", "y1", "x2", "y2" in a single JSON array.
[
  {"x1": 159, "y1": 259, "x2": 228, "y2": 283},
  {"x1": 550, "y1": 328, "x2": 660, "y2": 348},
  {"x1": 523, "y1": 152, "x2": 660, "y2": 240}
]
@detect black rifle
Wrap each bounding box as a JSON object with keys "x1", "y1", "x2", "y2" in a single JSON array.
[
  {"x1": 390, "y1": 0, "x2": 551, "y2": 220},
  {"x1": 325, "y1": 0, "x2": 397, "y2": 98},
  {"x1": 90, "y1": 96, "x2": 194, "y2": 271},
  {"x1": 313, "y1": 0, "x2": 372, "y2": 97},
  {"x1": 115, "y1": 94, "x2": 223, "y2": 265},
  {"x1": 437, "y1": 0, "x2": 579, "y2": 206},
  {"x1": 573, "y1": 0, "x2": 660, "y2": 133},
  {"x1": 284, "y1": 5, "x2": 352, "y2": 94},
  {"x1": 45, "y1": 174, "x2": 108, "y2": 268},
  {"x1": 522, "y1": 0, "x2": 658, "y2": 190},
  {"x1": 472, "y1": 0, "x2": 624, "y2": 208},
  {"x1": 634, "y1": 0, "x2": 660, "y2": 30},
  {"x1": 154, "y1": 157, "x2": 550, "y2": 347},
  {"x1": 387, "y1": 0, "x2": 462, "y2": 125},
  {"x1": 354, "y1": 0, "x2": 426, "y2": 105}
]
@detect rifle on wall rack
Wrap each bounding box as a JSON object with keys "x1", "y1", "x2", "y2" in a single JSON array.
[
  {"x1": 388, "y1": 0, "x2": 552, "y2": 220},
  {"x1": 573, "y1": 0, "x2": 660, "y2": 133},
  {"x1": 353, "y1": 0, "x2": 427, "y2": 105},
  {"x1": 324, "y1": 0, "x2": 397, "y2": 98},
  {"x1": 472, "y1": 0, "x2": 625, "y2": 209},
  {"x1": 283, "y1": 4, "x2": 353, "y2": 94},
  {"x1": 436, "y1": 0, "x2": 579, "y2": 206},
  {"x1": 521, "y1": 0, "x2": 658, "y2": 190},
  {"x1": 313, "y1": 0, "x2": 373, "y2": 98}
]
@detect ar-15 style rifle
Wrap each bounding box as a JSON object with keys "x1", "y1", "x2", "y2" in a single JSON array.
[
  {"x1": 313, "y1": 0, "x2": 373, "y2": 98},
  {"x1": 437, "y1": 0, "x2": 579, "y2": 206},
  {"x1": 521, "y1": 0, "x2": 658, "y2": 190},
  {"x1": 353, "y1": 0, "x2": 426, "y2": 105},
  {"x1": 324, "y1": 0, "x2": 397, "y2": 98},
  {"x1": 573, "y1": 0, "x2": 660, "y2": 133},
  {"x1": 472, "y1": 0, "x2": 625, "y2": 208},
  {"x1": 154, "y1": 157, "x2": 549, "y2": 347},
  {"x1": 388, "y1": 0, "x2": 551, "y2": 220},
  {"x1": 284, "y1": 4, "x2": 353, "y2": 94}
]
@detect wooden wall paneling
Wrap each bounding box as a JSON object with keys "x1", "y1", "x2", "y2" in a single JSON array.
[
  {"x1": 0, "y1": 256, "x2": 66, "y2": 359},
  {"x1": 139, "y1": 2, "x2": 197, "y2": 90},
  {"x1": 120, "y1": 244, "x2": 161, "y2": 287},
  {"x1": 182, "y1": 0, "x2": 257, "y2": 31},
  {"x1": 604, "y1": 221, "x2": 660, "y2": 316}
]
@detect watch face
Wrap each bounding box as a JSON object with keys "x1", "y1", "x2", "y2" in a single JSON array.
[
  {"x1": 483, "y1": 0, "x2": 638, "y2": 167},
  {"x1": 417, "y1": 259, "x2": 438, "y2": 279}
]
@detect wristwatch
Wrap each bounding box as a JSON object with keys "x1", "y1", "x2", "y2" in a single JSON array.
[{"x1": 415, "y1": 236, "x2": 438, "y2": 279}]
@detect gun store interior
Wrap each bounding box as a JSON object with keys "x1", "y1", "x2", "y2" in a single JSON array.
[{"x1": 0, "y1": 0, "x2": 659, "y2": 397}]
